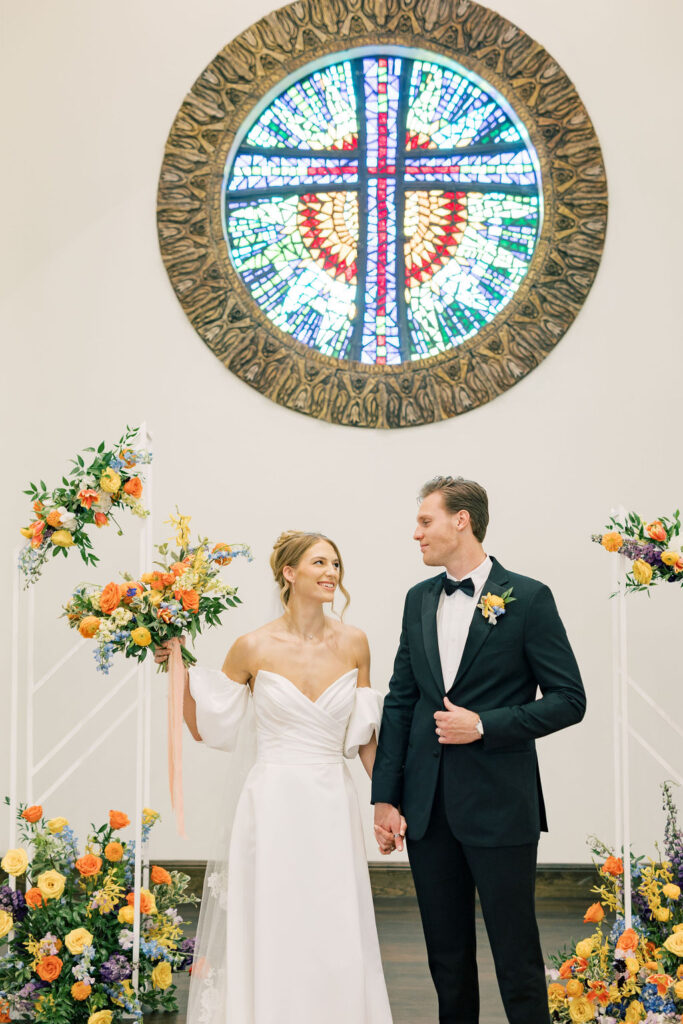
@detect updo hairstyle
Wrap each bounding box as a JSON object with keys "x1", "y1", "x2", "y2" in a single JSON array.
[{"x1": 270, "y1": 531, "x2": 350, "y2": 615}]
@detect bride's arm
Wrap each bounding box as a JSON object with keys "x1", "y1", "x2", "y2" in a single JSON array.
[{"x1": 353, "y1": 630, "x2": 378, "y2": 779}]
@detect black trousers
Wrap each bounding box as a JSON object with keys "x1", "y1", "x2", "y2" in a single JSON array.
[{"x1": 407, "y1": 769, "x2": 550, "y2": 1024}]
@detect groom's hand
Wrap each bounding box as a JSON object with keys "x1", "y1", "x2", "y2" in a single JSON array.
[
  {"x1": 434, "y1": 696, "x2": 482, "y2": 744},
  {"x1": 374, "y1": 803, "x2": 406, "y2": 853}
]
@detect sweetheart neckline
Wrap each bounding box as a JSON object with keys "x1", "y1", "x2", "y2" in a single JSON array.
[{"x1": 255, "y1": 667, "x2": 358, "y2": 705}]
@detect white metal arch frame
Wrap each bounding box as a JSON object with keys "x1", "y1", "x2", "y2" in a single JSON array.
[{"x1": 8, "y1": 423, "x2": 154, "y2": 993}]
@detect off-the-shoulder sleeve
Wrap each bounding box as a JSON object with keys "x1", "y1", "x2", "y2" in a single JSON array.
[
  {"x1": 343, "y1": 687, "x2": 384, "y2": 759},
  {"x1": 188, "y1": 667, "x2": 250, "y2": 752}
]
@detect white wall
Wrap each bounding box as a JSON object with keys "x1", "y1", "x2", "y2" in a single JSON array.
[{"x1": 0, "y1": 0, "x2": 678, "y2": 866}]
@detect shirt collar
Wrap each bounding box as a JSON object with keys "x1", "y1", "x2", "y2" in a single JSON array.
[{"x1": 445, "y1": 554, "x2": 492, "y2": 587}]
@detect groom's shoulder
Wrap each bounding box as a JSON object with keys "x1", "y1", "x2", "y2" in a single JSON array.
[{"x1": 498, "y1": 562, "x2": 550, "y2": 599}]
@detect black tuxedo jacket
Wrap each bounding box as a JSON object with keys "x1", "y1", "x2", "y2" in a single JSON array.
[{"x1": 371, "y1": 557, "x2": 586, "y2": 845}]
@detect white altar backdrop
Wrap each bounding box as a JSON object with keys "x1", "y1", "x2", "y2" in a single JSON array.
[{"x1": 0, "y1": 0, "x2": 678, "y2": 865}]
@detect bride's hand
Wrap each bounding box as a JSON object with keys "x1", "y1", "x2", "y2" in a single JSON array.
[{"x1": 153, "y1": 636, "x2": 186, "y2": 665}]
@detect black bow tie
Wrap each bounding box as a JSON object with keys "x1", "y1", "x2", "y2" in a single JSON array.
[{"x1": 442, "y1": 576, "x2": 475, "y2": 597}]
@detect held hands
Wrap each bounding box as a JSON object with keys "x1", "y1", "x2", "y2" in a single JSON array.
[
  {"x1": 373, "y1": 803, "x2": 407, "y2": 855},
  {"x1": 434, "y1": 696, "x2": 482, "y2": 744}
]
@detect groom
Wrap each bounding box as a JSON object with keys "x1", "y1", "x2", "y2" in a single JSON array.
[{"x1": 372, "y1": 476, "x2": 586, "y2": 1024}]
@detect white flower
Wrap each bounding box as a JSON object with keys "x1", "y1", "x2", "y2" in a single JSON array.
[
  {"x1": 118, "y1": 928, "x2": 134, "y2": 950},
  {"x1": 56, "y1": 506, "x2": 78, "y2": 530},
  {"x1": 96, "y1": 491, "x2": 113, "y2": 513}
]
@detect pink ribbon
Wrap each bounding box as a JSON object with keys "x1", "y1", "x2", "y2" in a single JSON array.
[{"x1": 167, "y1": 638, "x2": 186, "y2": 838}]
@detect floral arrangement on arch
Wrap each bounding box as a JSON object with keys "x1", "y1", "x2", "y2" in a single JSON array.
[
  {"x1": 546, "y1": 783, "x2": 683, "y2": 1023},
  {"x1": 62, "y1": 512, "x2": 252, "y2": 674},
  {"x1": 19, "y1": 427, "x2": 152, "y2": 587},
  {"x1": 592, "y1": 511, "x2": 682, "y2": 593},
  {"x1": 0, "y1": 803, "x2": 197, "y2": 1024}
]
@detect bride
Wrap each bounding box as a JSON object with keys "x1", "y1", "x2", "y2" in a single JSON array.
[{"x1": 156, "y1": 530, "x2": 395, "y2": 1023}]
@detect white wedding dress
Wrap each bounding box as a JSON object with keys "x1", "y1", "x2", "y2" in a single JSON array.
[{"x1": 186, "y1": 665, "x2": 393, "y2": 1024}]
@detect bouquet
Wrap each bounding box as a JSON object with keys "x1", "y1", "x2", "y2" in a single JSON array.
[
  {"x1": 546, "y1": 784, "x2": 683, "y2": 1022},
  {"x1": 0, "y1": 802, "x2": 197, "y2": 1024},
  {"x1": 19, "y1": 427, "x2": 152, "y2": 587},
  {"x1": 592, "y1": 511, "x2": 682, "y2": 593}
]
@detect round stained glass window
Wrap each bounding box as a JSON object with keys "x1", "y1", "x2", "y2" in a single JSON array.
[
  {"x1": 157, "y1": 0, "x2": 607, "y2": 428},
  {"x1": 223, "y1": 51, "x2": 542, "y2": 365}
]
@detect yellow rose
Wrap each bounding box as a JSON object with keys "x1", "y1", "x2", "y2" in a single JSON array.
[
  {"x1": 661, "y1": 550, "x2": 680, "y2": 567},
  {"x1": 575, "y1": 938, "x2": 595, "y2": 959},
  {"x1": 88, "y1": 1012, "x2": 113, "y2": 1024},
  {"x1": 65, "y1": 927, "x2": 93, "y2": 956},
  {"x1": 151, "y1": 961, "x2": 172, "y2": 990},
  {"x1": 675, "y1": 923, "x2": 683, "y2": 932},
  {"x1": 632, "y1": 559, "x2": 653, "y2": 585},
  {"x1": 99, "y1": 469, "x2": 121, "y2": 494},
  {"x1": 118, "y1": 905, "x2": 135, "y2": 925},
  {"x1": 131, "y1": 627, "x2": 152, "y2": 646},
  {"x1": 51, "y1": 529, "x2": 74, "y2": 547},
  {"x1": 1, "y1": 848, "x2": 28, "y2": 876},
  {"x1": 47, "y1": 817, "x2": 69, "y2": 834},
  {"x1": 624, "y1": 1001, "x2": 645, "y2": 1023},
  {"x1": 664, "y1": 929, "x2": 683, "y2": 956},
  {"x1": 662, "y1": 883, "x2": 681, "y2": 900},
  {"x1": 0, "y1": 909, "x2": 13, "y2": 938},
  {"x1": 674, "y1": 980, "x2": 683, "y2": 999},
  {"x1": 568, "y1": 995, "x2": 595, "y2": 1022},
  {"x1": 654, "y1": 906, "x2": 670, "y2": 922},
  {"x1": 37, "y1": 869, "x2": 66, "y2": 900}
]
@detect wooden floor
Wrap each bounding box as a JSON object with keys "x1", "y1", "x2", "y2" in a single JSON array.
[{"x1": 153, "y1": 895, "x2": 580, "y2": 1024}]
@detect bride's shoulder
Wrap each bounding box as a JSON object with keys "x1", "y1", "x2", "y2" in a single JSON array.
[{"x1": 331, "y1": 621, "x2": 370, "y2": 679}]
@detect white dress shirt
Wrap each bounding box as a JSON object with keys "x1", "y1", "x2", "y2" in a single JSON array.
[{"x1": 436, "y1": 555, "x2": 492, "y2": 690}]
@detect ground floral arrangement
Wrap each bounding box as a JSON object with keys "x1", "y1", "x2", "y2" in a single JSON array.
[
  {"x1": 63, "y1": 512, "x2": 251, "y2": 674},
  {"x1": 19, "y1": 428, "x2": 152, "y2": 587},
  {"x1": 593, "y1": 511, "x2": 682, "y2": 593},
  {"x1": 546, "y1": 784, "x2": 683, "y2": 1023},
  {"x1": 0, "y1": 803, "x2": 197, "y2": 1023}
]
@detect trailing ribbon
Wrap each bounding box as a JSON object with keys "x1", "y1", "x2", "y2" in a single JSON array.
[{"x1": 167, "y1": 638, "x2": 186, "y2": 838}]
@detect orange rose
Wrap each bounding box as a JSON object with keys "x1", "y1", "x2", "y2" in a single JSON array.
[
  {"x1": 583, "y1": 902, "x2": 605, "y2": 924},
  {"x1": 99, "y1": 581, "x2": 121, "y2": 615},
  {"x1": 110, "y1": 810, "x2": 130, "y2": 830},
  {"x1": 46, "y1": 510, "x2": 62, "y2": 527},
  {"x1": 21, "y1": 805, "x2": 43, "y2": 823},
  {"x1": 36, "y1": 955, "x2": 62, "y2": 982},
  {"x1": 94, "y1": 512, "x2": 108, "y2": 528},
  {"x1": 70, "y1": 981, "x2": 91, "y2": 1001},
  {"x1": 126, "y1": 889, "x2": 155, "y2": 914},
  {"x1": 79, "y1": 616, "x2": 101, "y2": 639},
  {"x1": 175, "y1": 589, "x2": 199, "y2": 613},
  {"x1": 151, "y1": 865, "x2": 172, "y2": 886},
  {"x1": 603, "y1": 856, "x2": 623, "y2": 876},
  {"x1": 646, "y1": 520, "x2": 667, "y2": 542},
  {"x1": 617, "y1": 928, "x2": 639, "y2": 951},
  {"x1": 75, "y1": 854, "x2": 102, "y2": 877},
  {"x1": 601, "y1": 532, "x2": 623, "y2": 552},
  {"x1": 104, "y1": 841, "x2": 124, "y2": 862},
  {"x1": 25, "y1": 887, "x2": 46, "y2": 909},
  {"x1": 123, "y1": 477, "x2": 143, "y2": 498}
]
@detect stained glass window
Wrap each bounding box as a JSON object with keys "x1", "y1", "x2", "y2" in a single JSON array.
[{"x1": 223, "y1": 50, "x2": 541, "y2": 366}]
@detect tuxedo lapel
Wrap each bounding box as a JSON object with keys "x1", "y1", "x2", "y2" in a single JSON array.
[
  {"x1": 421, "y1": 576, "x2": 444, "y2": 696},
  {"x1": 450, "y1": 557, "x2": 510, "y2": 690}
]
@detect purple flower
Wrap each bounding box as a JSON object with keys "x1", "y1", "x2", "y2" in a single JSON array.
[
  {"x1": 0, "y1": 885, "x2": 27, "y2": 922},
  {"x1": 178, "y1": 937, "x2": 195, "y2": 970},
  {"x1": 99, "y1": 953, "x2": 132, "y2": 983}
]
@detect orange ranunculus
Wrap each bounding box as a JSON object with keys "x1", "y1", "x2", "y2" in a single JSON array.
[
  {"x1": 647, "y1": 973, "x2": 674, "y2": 996},
  {"x1": 21, "y1": 805, "x2": 43, "y2": 823},
  {"x1": 646, "y1": 520, "x2": 667, "y2": 542},
  {"x1": 99, "y1": 581, "x2": 121, "y2": 615},
  {"x1": 123, "y1": 477, "x2": 142, "y2": 499},
  {"x1": 583, "y1": 902, "x2": 605, "y2": 923},
  {"x1": 36, "y1": 955, "x2": 62, "y2": 982},
  {"x1": 212, "y1": 543, "x2": 233, "y2": 566},
  {"x1": 559, "y1": 956, "x2": 587, "y2": 979},
  {"x1": 601, "y1": 532, "x2": 623, "y2": 552},
  {"x1": 71, "y1": 981, "x2": 91, "y2": 1001},
  {"x1": 79, "y1": 616, "x2": 101, "y2": 639},
  {"x1": 94, "y1": 512, "x2": 108, "y2": 527},
  {"x1": 151, "y1": 865, "x2": 172, "y2": 886},
  {"x1": 109, "y1": 810, "x2": 130, "y2": 830},
  {"x1": 125, "y1": 889, "x2": 155, "y2": 914},
  {"x1": 104, "y1": 841, "x2": 124, "y2": 862},
  {"x1": 170, "y1": 562, "x2": 186, "y2": 578},
  {"x1": 46, "y1": 510, "x2": 62, "y2": 527},
  {"x1": 174, "y1": 588, "x2": 199, "y2": 613},
  {"x1": 77, "y1": 488, "x2": 100, "y2": 510},
  {"x1": 157, "y1": 607, "x2": 173, "y2": 624},
  {"x1": 603, "y1": 856, "x2": 623, "y2": 876},
  {"x1": 25, "y1": 887, "x2": 46, "y2": 909},
  {"x1": 75, "y1": 854, "x2": 102, "y2": 877},
  {"x1": 566, "y1": 979, "x2": 584, "y2": 997},
  {"x1": 121, "y1": 582, "x2": 144, "y2": 604},
  {"x1": 617, "y1": 928, "x2": 639, "y2": 951}
]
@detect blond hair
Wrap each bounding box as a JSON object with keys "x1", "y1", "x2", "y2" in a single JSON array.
[{"x1": 270, "y1": 531, "x2": 350, "y2": 615}]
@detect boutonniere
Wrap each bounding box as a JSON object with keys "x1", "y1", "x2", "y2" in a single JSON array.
[{"x1": 477, "y1": 588, "x2": 516, "y2": 625}]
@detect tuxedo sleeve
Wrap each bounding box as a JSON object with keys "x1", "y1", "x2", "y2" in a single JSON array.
[
  {"x1": 371, "y1": 597, "x2": 420, "y2": 806},
  {"x1": 477, "y1": 584, "x2": 586, "y2": 750}
]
